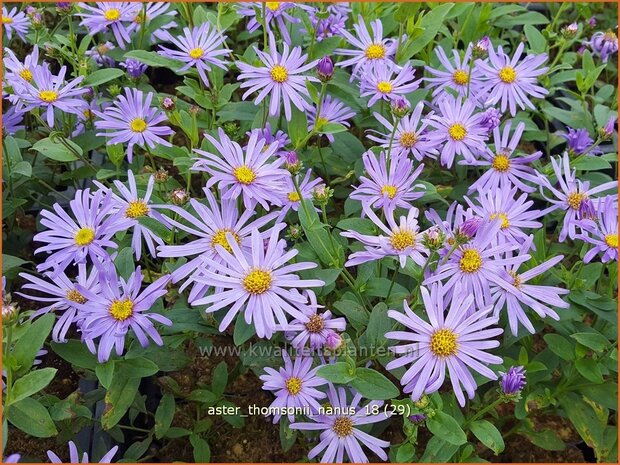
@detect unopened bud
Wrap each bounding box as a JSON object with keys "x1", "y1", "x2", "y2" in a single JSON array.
[
  {"x1": 390, "y1": 96, "x2": 411, "y2": 118},
  {"x1": 161, "y1": 96, "x2": 176, "y2": 111},
  {"x1": 472, "y1": 36, "x2": 490, "y2": 58},
  {"x1": 154, "y1": 168, "x2": 169, "y2": 183},
  {"x1": 561, "y1": 22, "x2": 579, "y2": 38},
  {"x1": 317, "y1": 56, "x2": 334, "y2": 82},
  {"x1": 168, "y1": 188, "x2": 188, "y2": 205}
]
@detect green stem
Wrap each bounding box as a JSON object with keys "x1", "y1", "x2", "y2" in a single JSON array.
[
  {"x1": 385, "y1": 266, "x2": 399, "y2": 302},
  {"x1": 464, "y1": 397, "x2": 504, "y2": 428},
  {"x1": 138, "y1": 3, "x2": 148, "y2": 49},
  {"x1": 4, "y1": 324, "x2": 14, "y2": 417}
]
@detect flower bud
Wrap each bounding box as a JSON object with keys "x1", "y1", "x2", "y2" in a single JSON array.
[
  {"x1": 189, "y1": 105, "x2": 200, "y2": 116},
  {"x1": 283, "y1": 151, "x2": 302, "y2": 174},
  {"x1": 223, "y1": 121, "x2": 239, "y2": 138},
  {"x1": 390, "y1": 96, "x2": 411, "y2": 118},
  {"x1": 312, "y1": 184, "x2": 332, "y2": 205},
  {"x1": 422, "y1": 226, "x2": 445, "y2": 251},
  {"x1": 456, "y1": 217, "x2": 482, "y2": 242},
  {"x1": 161, "y1": 96, "x2": 176, "y2": 112},
  {"x1": 599, "y1": 115, "x2": 616, "y2": 140},
  {"x1": 499, "y1": 366, "x2": 526, "y2": 399},
  {"x1": 56, "y1": 2, "x2": 72, "y2": 13},
  {"x1": 480, "y1": 107, "x2": 501, "y2": 133},
  {"x1": 168, "y1": 188, "x2": 189, "y2": 206},
  {"x1": 317, "y1": 56, "x2": 334, "y2": 82},
  {"x1": 108, "y1": 84, "x2": 122, "y2": 98},
  {"x1": 154, "y1": 168, "x2": 169, "y2": 183},
  {"x1": 287, "y1": 224, "x2": 303, "y2": 240},
  {"x1": 561, "y1": 22, "x2": 579, "y2": 39},
  {"x1": 413, "y1": 395, "x2": 430, "y2": 410},
  {"x1": 472, "y1": 36, "x2": 490, "y2": 58},
  {"x1": 578, "y1": 197, "x2": 596, "y2": 221},
  {"x1": 587, "y1": 16, "x2": 597, "y2": 28},
  {"x1": 121, "y1": 58, "x2": 148, "y2": 80},
  {"x1": 325, "y1": 332, "x2": 343, "y2": 350},
  {"x1": 407, "y1": 413, "x2": 426, "y2": 424}
]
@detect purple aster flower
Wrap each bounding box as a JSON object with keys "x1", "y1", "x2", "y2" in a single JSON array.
[
  {"x1": 48, "y1": 441, "x2": 118, "y2": 463},
  {"x1": 499, "y1": 366, "x2": 526, "y2": 395},
  {"x1": 335, "y1": 16, "x2": 397, "y2": 80},
  {"x1": 350, "y1": 151, "x2": 425, "y2": 213},
  {"x1": 236, "y1": 33, "x2": 318, "y2": 121},
  {"x1": 587, "y1": 30, "x2": 618, "y2": 63},
  {"x1": 562, "y1": 127, "x2": 601, "y2": 156},
  {"x1": 426, "y1": 94, "x2": 487, "y2": 167},
  {"x1": 245, "y1": 122, "x2": 291, "y2": 156},
  {"x1": 342, "y1": 205, "x2": 428, "y2": 268},
  {"x1": 236, "y1": 2, "x2": 313, "y2": 45},
  {"x1": 291, "y1": 383, "x2": 391, "y2": 463},
  {"x1": 279, "y1": 170, "x2": 323, "y2": 218},
  {"x1": 490, "y1": 236, "x2": 568, "y2": 335},
  {"x1": 3, "y1": 44, "x2": 40, "y2": 93},
  {"x1": 360, "y1": 61, "x2": 420, "y2": 107},
  {"x1": 424, "y1": 220, "x2": 527, "y2": 309},
  {"x1": 77, "y1": 264, "x2": 171, "y2": 362},
  {"x1": 191, "y1": 225, "x2": 325, "y2": 339},
  {"x1": 120, "y1": 58, "x2": 148, "y2": 79},
  {"x1": 316, "y1": 56, "x2": 334, "y2": 81},
  {"x1": 192, "y1": 128, "x2": 289, "y2": 210},
  {"x1": 280, "y1": 291, "x2": 346, "y2": 349},
  {"x1": 602, "y1": 115, "x2": 617, "y2": 138},
  {"x1": 33, "y1": 189, "x2": 117, "y2": 274},
  {"x1": 463, "y1": 121, "x2": 543, "y2": 194},
  {"x1": 85, "y1": 42, "x2": 116, "y2": 67},
  {"x1": 477, "y1": 42, "x2": 549, "y2": 116},
  {"x1": 2, "y1": 7, "x2": 29, "y2": 42},
  {"x1": 390, "y1": 96, "x2": 411, "y2": 117},
  {"x1": 457, "y1": 216, "x2": 483, "y2": 241},
  {"x1": 17, "y1": 264, "x2": 100, "y2": 343},
  {"x1": 386, "y1": 284, "x2": 503, "y2": 407},
  {"x1": 479, "y1": 107, "x2": 501, "y2": 133},
  {"x1": 94, "y1": 87, "x2": 174, "y2": 162},
  {"x1": 465, "y1": 187, "x2": 542, "y2": 246},
  {"x1": 577, "y1": 195, "x2": 618, "y2": 263},
  {"x1": 367, "y1": 101, "x2": 439, "y2": 162},
  {"x1": 260, "y1": 351, "x2": 327, "y2": 423},
  {"x1": 538, "y1": 152, "x2": 616, "y2": 242},
  {"x1": 16, "y1": 63, "x2": 87, "y2": 127},
  {"x1": 310, "y1": 11, "x2": 347, "y2": 42},
  {"x1": 77, "y1": 2, "x2": 137, "y2": 49},
  {"x1": 424, "y1": 202, "x2": 478, "y2": 250},
  {"x1": 126, "y1": 2, "x2": 177, "y2": 43},
  {"x1": 473, "y1": 36, "x2": 491, "y2": 57},
  {"x1": 2, "y1": 105, "x2": 25, "y2": 136},
  {"x1": 307, "y1": 95, "x2": 355, "y2": 143},
  {"x1": 158, "y1": 23, "x2": 229, "y2": 88},
  {"x1": 425, "y1": 45, "x2": 485, "y2": 103}
]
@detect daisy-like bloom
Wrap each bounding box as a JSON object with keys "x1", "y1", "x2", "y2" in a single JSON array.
[
  {"x1": 1, "y1": 7, "x2": 29, "y2": 42},
  {"x1": 465, "y1": 187, "x2": 542, "y2": 247},
  {"x1": 246, "y1": 122, "x2": 291, "y2": 157},
  {"x1": 16, "y1": 64, "x2": 87, "y2": 127},
  {"x1": 126, "y1": 2, "x2": 177, "y2": 43},
  {"x1": 290, "y1": 383, "x2": 391, "y2": 463},
  {"x1": 281, "y1": 291, "x2": 346, "y2": 349},
  {"x1": 562, "y1": 127, "x2": 601, "y2": 156},
  {"x1": 425, "y1": 94, "x2": 487, "y2": 168},
  {"x1": 47, "y1": 441, "x2": 118, "y2": 463},
  {"x1": 85, "y1": 41, "x2": 116, "y2": 67},
  {"x1": 260, "y1": 351, "x2": 327, "y2": 423},
  {"x1": 335, "y1": 16, "x2": 397, "y2": 79},
  {"x1": 587, "y1": 30, "x2": 618, "y2": 63},
  {"x1": 77, "y1": 264, "x2": 171, "y2": 363},
  {"x1": 2, "y1": 106, "x2": 25, "y2": 136},
  {"x1": 236, "y1": 33, "x2": 318, "y2": 121},
  {"x1": 490, "y1": 235, "x2": 568, "y2": 335},
  {"x1": 386, "y1": 284, "x2": 503, "y2": 407},
  {"x1": 120, "y1": 58, "x2": 148, "y2": 79},
  {"x1": 307, "y1": 95, "x2": 355, "y2": 143},
  {"x1": 236, "y1": 2, "x2": 313, "y2": 44},
  {"x1": 309, "y1": 9, "x2": 347, "y2": 42},
  {"x1": 342, "y1": 205, "x2": 427, "y2": 268},
  {"x1": 425, "y1": 45, "x2": 485, "y2": 103},
  {"x1": 191, "y1": 225, "x2": 325, "y2": 339},
  {"x1": 158, "y1": 23, "x2": 230, "y2": 88},
  {"x1": 77, "y1": 2, "x2": 137, "y2": 49},
  {"x1": 500, "y1": 366, "x2": 526, "y2": 396},
  {"x1": 538, "y1": 152, "x2": 616, "y2": 242},
  {"x1": 3, "y1": 45, "x2": 40, "y2": 93},
  {"x1": 476, "y1": 42, "x2": 549, "y2": 116},
  {"x1": 279, "y1": 170, "x2": 323, "y2": 218},
  {"x1": 192, "y1": 128, "x2": 289, "y2": 210},
  {"x1": 578, "y1": 195, "x2": 618, "y2": 263},
  {"x1": 350, "y1": 151, "x2": 425, "y2": 213},
  {"x1": 479, "y1": 107, "x2": 501, "y2": 133},
  {"x1": 34, "y1": 189, "x2": 117, "y2": 274},
  {"x1": 463, "y1": 121, "x2": 542, "y2": 194},
  {"x1": 94, "y1": 87, "x2": 174, "y2": 162},
  {"x1": 424, "y1": 220, "x2": 528, "y2": 309},
  {"x1": 367, "y1": 101, "x2": 439, "y2": 162},
  {"x1": 17, "y1": 264, "x2": 100, "y2": 343},
  {"x1": 424, "y1": 202, "x2": 478, "y2": 251},
  {"x1": 360, "y1": 62, "x2": 420, "y2": 107}
]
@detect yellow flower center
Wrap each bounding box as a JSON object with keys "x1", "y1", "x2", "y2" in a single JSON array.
[
  {"x1": 210, "y1": 229, "x2": 240, "y2": 253},
  {"x1": 390, "y1": 229, "x2": 416, "y2": 251},
  {"x1": 104, "y1": 8, "x2": 120, "y2": 21},
  {"x1": 305, "y1": 314, "x2": 325, "y2": 333},
  {"x1": 492, "y1": 154, "x2": 510, "y2": 172},
  {"x1": 499, "y1": 66, "x2": 517, "y2": 84},
  {"x1": 125, "y1": 200, "x2": 149, "y2": 219},
  {"x1": 75, "y1": 227, "x2": 95, "y2": 246},
  {"x1": 452, "y1": 69, "x2": 469, "y2": 85},
  {"x1": 109, "y1": 298, "x2": 134, "y2": 321},
  {"x1": 509, "y1": 270, "x2": 522, "y2": 289},
  {"x1": 266, "y1": 2, "x2": 280, "y2": 10},
  {"x1": 270, "y1": 64, "x2": 288, "y2": 83},
  {"x1": 243, "y1": 269, "x2": 272, "y2": 295},
  {"x1": 332, "y1": 417, "x2": 354, "y2": 437},
  {"x1": 567, "y1": 192, "x2": 585, "y2": 210},
  {"x1": 2, "y1": 16, "x2": 13, "y2": 24},
  {"x1": 233, "y1": 165, "x2": 257, "y2": 185},
  {"x1": 459, "y1": 248, "x2": 482, "y2": 273},
  {"x1": 83, "y1": 109, "x2": 93, "y2": 119},
  {"x1": 381, "y1": 184, "x2": 397, "y2": 199},
  {"x1": 448, "y1": 123, "x2": 467, "y2": 141},
  {"x1": 97, "y1": 44, "x2": 110, "y2": 54},
  {"x1": 604, "y1": 30, "x2": 617, "y2": 41},
  {"x1": 39, "y1": 90, "x2": 59, "y2": 103},
  {"x1": 490, "y1": 212, "x2": 510, "y2": 229},
  {"x1": 19, "y1": 68, "x2": 33, "y2": 81},
  {"x1": 130, "y1": 118, "x2": 147, "y2": 133},
  {"x1": 316, "y1": 116, "x2": 329, "y2": 129},
  {"x1": 430, "y1": 328, "x2": 458, "y2": 357},
  {"x1": 605, "y1": 234, "x2": 618, "y2": 249},
  {"x1": 189, "y1": 47, "x2": 204, "y2": 59},
  {"x1": 285, "y1": 376, "x2": 302, "y2": 395},
  {"x1": 66, "y1": 289, "x2": 87, "y2": 304},
  {"x1": 287, "y1": 191, "x2": 301, "y2": 202},
  {"x1": 365, "y1": 43, "x2": 385, "y2": 60},
  {"x1": 376, "y1": 81, "x2": 393, "y2": 94},
  {"x1": 399, "y1": 131, "x2": 418, "y2": 148}
]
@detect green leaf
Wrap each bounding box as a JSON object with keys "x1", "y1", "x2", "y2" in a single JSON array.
[
  {"x1": 288, "y1": 107, "x2": 308, "y2": 146},
  {"x1": 106, "y1": 143, "x2": 125, "y2": 167},
  {"x1": 349, "y1": 368, "x2": 399, "y2": 400},
  {"x1": 298, "y1": 199, "x2": 343, "y2": 267},
  {"x1": 31, "y1": 137, "x2": 81, "y2": 162},
  {"x1": 115, "y1": 247, "x2": 135, "y2": 280},
  {"x1": 12, "y1": 160, "x2": 32, "y2": 178},
  {"x1": 7, "y1": 397, "x2": 57, "y2": 437},
  {"x1": 305, "y1": 80, "x2": 319, "y2": 104},
  {"x1": 524, "y1": 24, "x2": 547, "y2": 54},
  {"x1": 189, "y1": 434, "x2": 211, "y2": 462},
  {"x1": 319, "y1": 123, "x2": 347, "y2": 134},
  {"x1": 426, "y1": 411, "x2": 467, "y2": 445},
  {"x1": 187, "y1": 389, "x2": 218, "y2": 403},
  {"x1": 101, "y1": 374, "x2": 140, "y2": 430},
  {"x1": 470, "y1": 419, "x2": 505, "y2": 454},
  {"x1": 51, "y1": 340, "x2": 97, "y2": 371},
  {"x1": 137, "y1": 216, "x2": 172, "y2": 242},
  {"x1": 116, "y1": 357, "x2": 160, "y2": 378},
  {"x1": 398, "y1": 3, "x2": 455, "y2": 61},
  {"x1": 573, "y1": 156, "x2": 612, "y2": 171},
  {"x1": 13, "y1": 314, "x2": 55, "y2": 376},
  {"x1": 396, "y1": 442, "x2": 415, "y2": 462},
  {"x1": 124, "y1": 50, "x2": 185, "y2": 70},
  {"x1": 233, "y1": 314, "x2": 256, "y2": 346},
  {"x1": 332, "y1": 300, "x2": 368, "y2": 332},
  {"x1": 279, "y1": 416, "x2": 298, "y2": 452},
  {"x1": 575, "y1": 358, "x2": 604, "y2": 384},
  {"x1": 419, "y1": 436, "x2": 459, "y2": 462},
  {"x1": 316, "y1": 362, "x2": 356, "y2": 384},
  {"x1": 9, "y1": 368, "x2": 57, "y2": 405},
  {"x1": 211, "y1": 361, "x2": 228, "y2": 398},
  {"x1": 525, "y1": 429, "x2": 565, "y2": 451},
  {"x1": 571, "y1": 332, "x2": 610, "y2": 351},
  {"x1": 2, "y1": 254, "x2": 27, "y2": 274},
  {"x1": 82, "y1": 68, "x2": 124, "y2": 87},
  {"x1": 559, "y1": 393, "x2": 606, "y2": 451},
  {"x1": 95, "y1": 361, "x2": 115, "y2": 389},
  {"x1": 155, "y1": 393, "x2": 176, "y2": 439},
  {"x1": 543, "y1": 333, "x2": 575, "y2": 361},
  {"x1": 362, "y1": 303, "x2": 391, "y2": 349}
]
